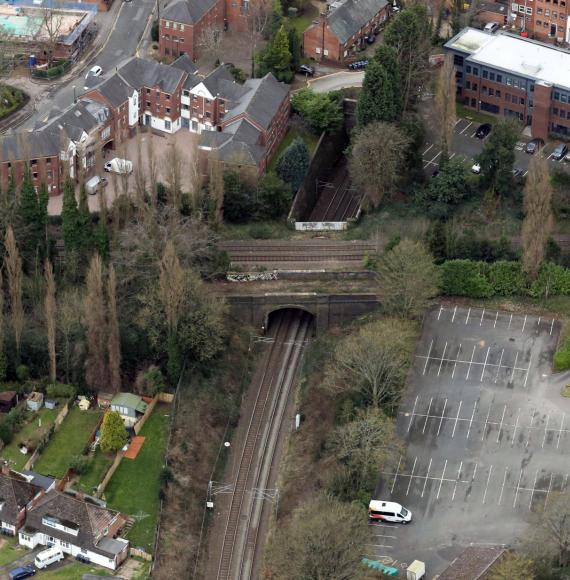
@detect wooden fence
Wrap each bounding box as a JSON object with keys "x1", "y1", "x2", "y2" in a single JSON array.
[
  {"x1": 24, "y1": 401, "x2": 70, "y2": 471},
  {"x1": 130, "y1": 547, "x2": 153, "y2": 561},
  {"x1": 95, "y1": 450, "x2": 123, "y2": 498}
]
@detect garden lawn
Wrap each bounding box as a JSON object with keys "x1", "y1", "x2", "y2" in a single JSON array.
[
  {"x1": 35, "y1": 561, "x2": 110, "y2": 578},
  {"x1": 104, "y1": 404, "x2": 171, "y2": 552},
  {"x1": 76, "y1": 447, "x2": 114, "y2": 494},
  {"x1": 286, "y1": 4, "x2": 318, "y2": 36},
  {"x1": 34, "y1": 407, "x2": 102, "y2": 478},
  {"x1": 269, "y1": 127, "x2": 320, "y2": 171},
  {"x1": 0, "y1": 537, "x2": 26, "y2": 567},
  {"x1": 1, "y1": 405, "x2": 62, "y2": 471}
]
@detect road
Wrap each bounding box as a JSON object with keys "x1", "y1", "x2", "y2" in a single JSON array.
[
  {"x1": 24, "y1": 0, "x2": 155, "y2": 127},
  {"x1": 422, "y1": 116, "x2": 570, "y2": 176},
  {"x1": 308, "y1": 71, "x2": 364, "y2": 93}
]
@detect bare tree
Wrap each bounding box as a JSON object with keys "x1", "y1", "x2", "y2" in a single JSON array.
[
  {"x1": 107, "y1": 264, "x2": 121, "y2": 392},
  {"x1": 163, "y1": 143, "x2": 183, "y2": 210},
  {"x1": 4, "y1": 225, "x2": 24, "y2": 359},
  {"x1": 146, "y1": 135, "x2": 159, "y2": 207},
  {"x1": 489, "y1": 553, "x2": 535, "y2": 580},
  {"x1": 433, "y1": 56, "x2": 457, "y2": 158},
  {"x1": 0, "y1": 270, "x2": 6, "y2": 380},
  {"x1": 348, "y1": 121, "x2": 410, "y2": 208},
  {"x1": 328, "y1": 407, "x2": 403, "y2": 492},
  {"x1": 247, "y1": 0, "x2": 272, "y2": 76},
  {"x1": 521, "y1": 155, "x2": 553, "y2": 279},
  {"x1": 116, "y1": 142, "x2": 131, "y2": 199},
  {"x1": 198, "y1": 25, "x2": 223, "y2": 62},
  {"x1": 134, "y1": 132, "x2": 147, "y2": 204},
  {"x1": 84, "y1": 253, "x2": 107, "y2": 391},
  {"x1": 44, "y1": 259, "x2": 57, "y2": 383},
  {"x1": 267, "y1": 495, "x2": 368, "y2": 580},
  {"x1": 186, "y1": 133, "x2": 203, "y2": 215},
  {"x1": 208, "y1": 158, "x2": 224, "y2": 226},
  {"x1": 159, "y1": 241, "x2": 185, "y2": 338},
  {"x1": 324, "y1": 318, "x2": 416, "y2": 410},
  {"x1": 58, "y1": 288, "x2": 83, "y2": 383},
  {"x1": 41, "y1": 6, "x2": 65, "y2": 67}
]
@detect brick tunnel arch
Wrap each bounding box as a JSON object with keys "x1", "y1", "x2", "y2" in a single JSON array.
[{"x1": 264, "y1": 306, "x2": 316, "y2": 335}]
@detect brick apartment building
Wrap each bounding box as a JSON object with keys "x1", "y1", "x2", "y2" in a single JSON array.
[
  {"x1": 475, "y1": 1, "x2": 509, "y2": 26},
  {"x1": 445, "y1": 27, "x2": 570, "y2": 140},
  {"x1": 0, "y1": 57, "x2": 290, "y2": 195},
  {"x1": 509, "y1": 0, "x2": 570, "y2": 43},
  {"x1": 302, "y1": 0, "x2": 389, "y2": 63}
]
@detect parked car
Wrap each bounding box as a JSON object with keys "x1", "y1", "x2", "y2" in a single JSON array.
[
  {"x1": 104, "y1": 158, "x2": 133, "y2": 174},
  {"x1": 365, "y1": 33, "x2": 376, "y2": 44},
  {"x1": 348, "y1": 60, "x2": 368, "y2": 70},
  {"x1": 526, "y1": 138, "x2": 544, "y2": 154},
  {"x1": 512, "y1": 167, "x2": 524, "y2": 178},
  {"x1": 297, "y1": 64, "x2": 315, "y2": 76},
  {"x1": 484, "y1": 22, "x2": 499, "y2": 33},
  {"x1": 85, "y1": 175, "x2": 108, "y2": 195},
  {"x1": 552, "y1": 142, "x2": 568, "y2": 160},
  {"x1": 85, "y1": 65, "x2": 102, "y2": 79},
  {"x1": 471, "y1": 162, "x2": 481, "y2": 174},
  {"x1": 368, "y1": 500, "x2": 412, "y2": 524},
  {"x1": 475, "y1": 123, "x2": 492, "y2": 139},
  {"x1": 34, "y1": 546, "x2": 64, "y2": 569},
  {"x1": 9, "y1": 566, "x2": 35, "y2": 580}
]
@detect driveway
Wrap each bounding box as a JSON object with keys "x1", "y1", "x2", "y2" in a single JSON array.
[
  {"x1": 307, "y1": 71, "x2": 364, "y2": 93},
  {"x1": 369, "y1": 305, "x2": 568, "y2": 578}
]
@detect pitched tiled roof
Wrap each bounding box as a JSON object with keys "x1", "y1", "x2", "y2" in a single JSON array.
[
  {"x1": 45, "y1": 100, "x2": 110, "y2": 143},
  {"x1": 171, "y1": 54, "x2": 199, "y2": 74},
  {"x1": 162, "y1": 0, "x2": 219, "y2": 24},
  {"x1": 118, "y1": 57, "x2": 186, "y2": 94},
  {"x1": 200, "y1": 119, "x2": 264, "y2": 165},
  {"x1": 93, "y1": 74, "x2": 136, "y2": 108},
  {"x1": 225, "y1": 73, "x2": 289, "y2": 129},
  {"x1": 327, "y1": 0, "x2": 388, "y2": 44},
  {"x1": 24, "y1": 491, "x2": 127, "y2": 559},
  {"x1": 0, "y1": 130, "x2": 60, "y2": 163},
  {"x1": 201, "y1": 66, "x2": 243, "y2": 98},
  {"x1": 0, "y1": 473, "x2": 42, "y2": 527}
]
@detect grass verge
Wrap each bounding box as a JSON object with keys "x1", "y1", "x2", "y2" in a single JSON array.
[
  {"x1": 104, "y1": 404, "x2": 171, "y2": 552},
  {"x1": 0, "y1": 537, "x2": 26, "y2": 567},
  {"x1": 456, "y1": 102, "x2": 497, "y2": 126},
  {"x1": 34, "y1": 561, "x2": 109, "y2": 578},
  {"x1": 34, "y1": 407, "x2": 102, "y2": 478}
]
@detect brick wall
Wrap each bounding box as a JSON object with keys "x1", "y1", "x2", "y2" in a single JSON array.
[
  {"x1": 0, "y1": 155, "x2": 62, "y2": 197},
  {"x1": 532, "y1": 81, "x2": 553, "y2": 140}
]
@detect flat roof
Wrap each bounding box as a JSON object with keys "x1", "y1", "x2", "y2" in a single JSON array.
[{"x1": 446, "y1": 27, "x2": 570, "y2": 90}]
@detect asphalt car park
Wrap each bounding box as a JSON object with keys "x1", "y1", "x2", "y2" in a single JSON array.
[
  {"x1": 368, "y1": 306, "x2": 570, "y2": 577},
  {"x1": 422, "y1": 117, "x2": 570, "y2": 178}
]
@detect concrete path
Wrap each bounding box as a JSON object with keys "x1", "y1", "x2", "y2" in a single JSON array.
[{"x1": 308, "y1": 71, "x2": 364, "y2": 93}]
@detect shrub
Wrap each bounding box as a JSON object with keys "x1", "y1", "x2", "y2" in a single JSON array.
[
  {"x1": 0, "y1": 423, "x2": 13, "y2": 445},
  {"x1": 249, "y1": 224, "x2": 273, "y2": 239},
  {"x1": 46, "y1": 383, "x2": 76, "y2": 399},
  {"x1": 70, "y1": 455, "x2": 91, "y2": 475},
  {"x1": 555, "y1": 336, "x2": 570, "y2": 371},
  {"x1": 528, "y1": 262, "x2": 570, "y2": 298},
  {"x1": 487, "y1": 261, "x2": 527, "y2": 296},
  {"x1": 276, "y1": 138, "x2": 310, "y2": 192},
  {"x1": 16, "y1": 365, "x2": 30, "y2": 382},
  {"x1": 136, "y1": 366, "x2": 166, "y2": 396},
  {"x1": 441, "y1": 260, "x2": 492, "y2": 298},
  {"x1": 160, "y1": 466, "x2": 174, "y2": 487}
]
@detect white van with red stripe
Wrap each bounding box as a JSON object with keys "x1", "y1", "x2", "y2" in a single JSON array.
[{"x1": 368, "y1": 500, "x2": 412, "y2": 524}]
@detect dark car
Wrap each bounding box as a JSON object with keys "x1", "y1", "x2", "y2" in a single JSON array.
[
  {"x1": 75, "y1": 554, "x2": 91, "y2": 564},
  {"x1": 526, "y1": 138, "x2": 545, "y2": 154},
  {"x1": 297, "y1": 64, "x2": 315, "y2": 76},
  {"x1": 365, "y1": 33, "x2": 376, "y2": 44},
  {"x1": 348, "y1": 60, "x2": 368, "y2": 70},
  {"x1": 475, "y1": 123, "x2": 492, "y2": 139},
  {"x1": 9, "y1": 566, "x2": 35, "y2": 580},
  {"x1": 431, "y1": 168, "x2": 440, "y2": 178},
  {"x1": 552, "y1": 142, "x2": 568, "y2": 160}
]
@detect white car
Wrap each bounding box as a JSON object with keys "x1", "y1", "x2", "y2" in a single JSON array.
[
  {"x1": 471, "y1": 162, "x2": 481, "y2": 174},
  {"x1": 104, "y1": 157, "x2": 133, "y2": 174},
  {"x1": 86, "y1": 65, "x2": 103, "y2": 79}
]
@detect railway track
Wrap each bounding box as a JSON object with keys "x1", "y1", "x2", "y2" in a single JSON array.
[{"x1": 216, "y1": 309, "x2": 311, "y2": 580}]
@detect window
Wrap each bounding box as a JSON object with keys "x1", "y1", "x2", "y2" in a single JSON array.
[
  {"x1": 561, "y1": 109, "x2": 566, "y2": 118},
  {"x1": 465, "y1": 80, "x2": 471, "y2": 89},
  {"x1": 183, "y1": 89, "x2": 189, "y2": 97},
  {"x1": 537, "y1": 18, "x2": 543, "y2": 23},
  {"x1": 205, "y1": 111, "x2": 211, "y2": 118},
  {"x1": 323, "y1": 49, "x2": 329, "y2": 56},
  {"x1": 545, "y1": 8, "x2": 550, "y2": 14},
  {"x1": 489, "y1": 87, "x2": 495, "y2": 96},
  {"x1": 47, "y1": 170, "x2": 53, "y2": 179},
  {"x1": 507, "y1": 77, "x2": 513, "y2": 86},
  {"x1": 512, "y1": 95, "x2": 519, "y2": 104},
  {"x1": 466, "y1": 65, "x2": 472, "y2": 73},
  {"x1": 496, "y1": 74, "x2": 502, "y2": 83},
  {"x1": 166, "y1": 107, "x2": 171, "y2": 114},
  {"x1": 453, "y1": 54, "x2": 464, "y2": 66},
  {"x1": 165, "y1": 20, "x2": 170, "y2": 27},
  {"x1": 180, "y1": 24, "x2": 184, "y2": 31},
  {"x1": 496, "y1": 90, "x2": 501, "y2": 97},
  {"x1": 165, "y1": 94, "x2": 170, "y2": 100},
  {"x1": 482, "y1": 86, "x2": 488, "y2": 94},
  {"x1": 165, "y1": 47, "x2": 170, "y2": 55},
  {"x1": 146, "y1": 101, "x2": 151, "y2": 108},
  {"x1": 472, "y1": 67, "x2": 479, "y2": 75},
  {"x1": 482, "y1": 70, "x2": 488, "y2": 79},
  {"x1": 472, "y1": 83, "x2": 478, "y2": 91},
  {"x1": 554, "y1": 10, "x2": 558, "y2": 15},
  {"x1": 538, "y1": 6, "x2": 543, "y2": 11},
  {"x1": 490, "y1": 72, "x2": 495, "y2": 81},
  {"x1": 563, "y1": 94, "x2": 569, "y2": 103},
  {"x1": 102, "y1": 126, "x2": 110, "y2": 140},
  {"x1": 165, "y1": 120, "x2": 171, "y2": 130},
  {"x1": 520, "y1": 97, "x2": 525, "y2": 105},
  {"x1": 315, "y1": 47, "x2": 321, "y2": 54},
  {"x1": 172, "y1": 36, "x2": 177, "y2": 42},
  {"x1": 33, "y1": 172, "x2": 38, "y2": 179},
  {"x1": 506, "y1": 93, "x2": 511, "y2": 102},
  {"x1": 182, "y1": 104, "x2": 189, "y2": 110},
  {"x1": 527, "y1": 6, "x2": 533, "y2": 12},
  {"x1": 21, "y1": 533, "x2": 31, "y2": 542},
  {"x1": 555, "y1": 91, "x2": 561, "y2": 100}
]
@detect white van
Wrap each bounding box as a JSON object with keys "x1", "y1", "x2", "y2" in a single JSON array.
[
  {"x1": 34, "y1": 545, "x2": 64, "y2": 569},
  {"x1": 484, "y1": 22, "x2": 499, "y2": 33},
  {"x1": 104, "y1": 158, "x2": 133, "y2": 175},
  {"x1": 368, "y1": 500, "x2": 412, "y2": 524}
]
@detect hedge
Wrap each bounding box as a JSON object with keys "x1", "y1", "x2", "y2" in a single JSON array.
[
  {"x1": 554, "y1": 338, "x2": 570, "y2": 371},
  {"x1": 439, "y1": 259, "x2": 570, "y2": 299}
]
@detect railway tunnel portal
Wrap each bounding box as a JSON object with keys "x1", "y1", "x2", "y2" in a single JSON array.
[{"x1": 227, "y1": 292, "x2": 379, "y2": 334}]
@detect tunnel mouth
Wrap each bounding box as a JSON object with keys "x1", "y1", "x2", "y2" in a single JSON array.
[{"x1": 265, "y1": 307, "x2": 316, "y2": 336}]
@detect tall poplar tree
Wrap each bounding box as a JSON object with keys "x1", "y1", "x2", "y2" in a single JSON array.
[
  {"x1": 107, "y1": 264, "x2": 121, "y2": 392},
  {"x1": 44, "y1": 259, "x2": 57, "y2": 383}
]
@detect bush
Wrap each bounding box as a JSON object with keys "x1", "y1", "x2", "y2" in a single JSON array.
[
  {"x1": 276, "y1": 138, "x2": 310, "y2": 192},
  {"x1": 136, "y1": 366, "x2": 166, "y2": 396},
  {"x1": 441, "y1": 260, "x2": 492, "y2": 298},
  {"x1": 46, "y1": 383, "x2": 76, "y2": 399},
  {"x1": 16, "y1": 365, "x2": 30, "y2": 382},
  {"x1": 256, "y1": 173, "x2": 292, "y2": 220},
  {"x1": 529, "y1": 262, "x2": 570, "y2": 298},
  {"x1": 249, "y1": 224, "x2": 273, "y2": 239},
  {"x1": 0, "y1": 423, "x2": 13, "y2": 445},
  {"x1": 291, "y1": 88, "x2": 343, "y2": 133},
  {"x1": 487, "y1": 261, "x2": 527, "y2": 296},
  {"x1": 70, "y1": 455, "x2": 91, "y2": 475}
]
